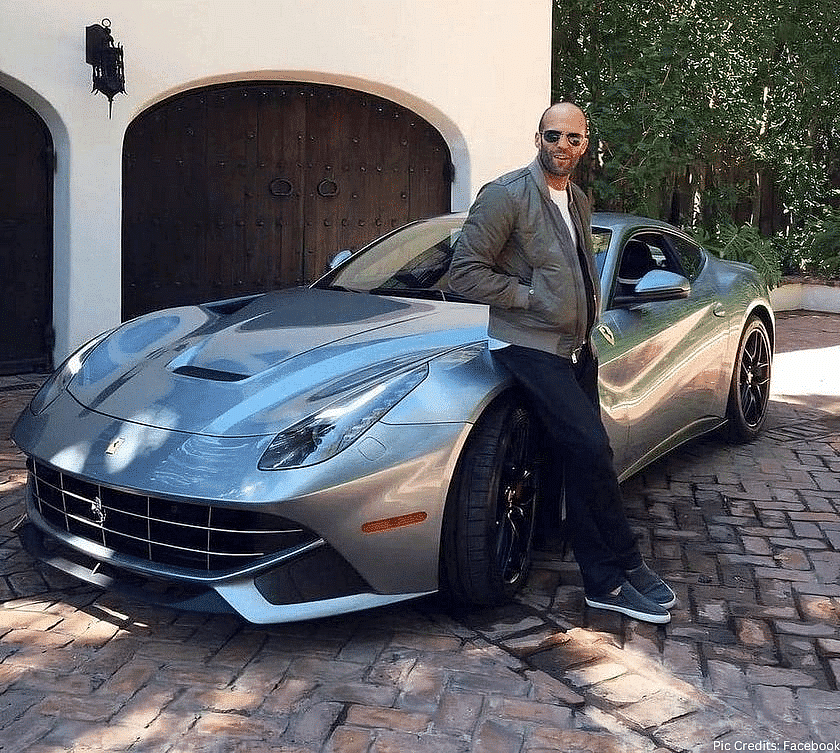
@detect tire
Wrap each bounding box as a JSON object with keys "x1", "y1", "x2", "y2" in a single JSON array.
[
  {"x1": 441, "y1": 398, "x2": 540, "y2": 606},
  {"x1": 726, "y1": 315, "x2": 772, "y2": 442}
]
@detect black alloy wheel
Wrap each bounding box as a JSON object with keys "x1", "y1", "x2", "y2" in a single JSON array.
[
  {"x1": 727, "y1": 315, "x2": 772, "y2": 442},
  {"x1": 441, "y1": 398, "x2": 540, "y2": 606}
]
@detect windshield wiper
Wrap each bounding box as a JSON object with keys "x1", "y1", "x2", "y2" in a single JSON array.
[
  {"x1": 369, "y1": 287, "x2": 447, "y2": 301},
  {"x1": 367, "y1": 287, "x2": 477, "y2": 303},
  {"x1": 320, "y1": 284, "x2": 360, "y2": 293}
]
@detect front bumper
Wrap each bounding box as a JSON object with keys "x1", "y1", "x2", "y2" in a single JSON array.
[
  {"x1": 19, "y1": 509, "x2": 434, "y2": 624},
  {"x1": 13, "y1": 390, "x2": 473, "y2": 621}
]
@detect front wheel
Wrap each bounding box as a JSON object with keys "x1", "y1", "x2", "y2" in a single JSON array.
[
  {"x1": 441, "y1": 398, "x2": 540, "y2": 606},
  {"x1": 726, "y1": 315, "x2": 772, "y2": 442}
]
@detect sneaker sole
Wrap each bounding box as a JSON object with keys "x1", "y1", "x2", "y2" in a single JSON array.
[
  {"x1": 642, "y1": 590, "x2": 677, "y2": 609},
  {"x1": 585, "y1": 596, "x2": 671, "y2": 624},
  {"x1": 657, "y1": 594, "x2": 678, "y2": 609}
]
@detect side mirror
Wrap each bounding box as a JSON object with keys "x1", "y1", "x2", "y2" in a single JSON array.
[
  {"x1": 613, "y1": 270, "x2": 690, "y2": 306},
  {"x1": 635, "y1": 269, "x2": 690, "y2": 298},
  {"x1": 328, "y1": 249, "x2": 353, "y2": 270}
]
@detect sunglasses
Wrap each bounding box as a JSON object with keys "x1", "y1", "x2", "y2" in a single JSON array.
[{"x1": 541, "y1": 130, "x2": 586, "y2": 147}]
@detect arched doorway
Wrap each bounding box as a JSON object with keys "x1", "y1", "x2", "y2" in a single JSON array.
[
  {"x1": 122, "y1": 82, "x2": 452, "y2": 320},
  {"x1": 0, "y1": 88, "x2": 53, "y2": 374}
]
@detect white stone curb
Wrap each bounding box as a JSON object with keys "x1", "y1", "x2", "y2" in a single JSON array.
[{"x1": 770, "y1": 280, "x2": 840, "y2": 313}]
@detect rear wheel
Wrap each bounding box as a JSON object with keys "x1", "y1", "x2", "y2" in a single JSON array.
[
  {"x1": 441, "y1": 398, "x2": 540, "y2": 606},
  {"x1": 727, "y1": 315, "x2": 772, "y2": 442}
]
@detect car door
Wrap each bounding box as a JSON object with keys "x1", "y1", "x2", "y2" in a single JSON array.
[{"x1": 596, "y1": 229, "x2": 730, "y2": 477}]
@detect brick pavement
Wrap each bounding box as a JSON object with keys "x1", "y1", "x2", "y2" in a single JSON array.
[{"x1": 1, "y1": 311, "x2": 839, "y2": 752}]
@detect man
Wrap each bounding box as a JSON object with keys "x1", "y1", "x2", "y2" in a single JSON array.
[{"x1": 448, "y1": 102, "x2": 676, "y2": 624}]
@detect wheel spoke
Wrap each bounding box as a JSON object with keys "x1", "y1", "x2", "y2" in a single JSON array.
[
  {"x1": 494, "y1": 414, "x2": 538, "y2": 584},
  {"x1": 497, "y1": 507, "x2": 522, "y2": 580},
  {"x1": 738, "y1": 327, "x2": 771, "y2": 427}
]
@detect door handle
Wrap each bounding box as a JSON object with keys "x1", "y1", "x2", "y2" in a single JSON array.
[
  {"x1": 269, "y1": 178, "x2": 293, "y2": 197},
  {"x1": 713, "y1": 303, "x2": 726, "y2": 317}
]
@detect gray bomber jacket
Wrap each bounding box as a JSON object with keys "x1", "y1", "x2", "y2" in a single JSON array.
[{"x1": 449, "y1": 158, "x2": 600, "y2": 358}]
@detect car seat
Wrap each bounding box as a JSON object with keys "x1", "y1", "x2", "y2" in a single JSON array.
[{"x1": 617, "y1": 240, "x2": 656, "y2": 294}]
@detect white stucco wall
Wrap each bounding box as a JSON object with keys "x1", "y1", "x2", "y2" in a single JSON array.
[{"x1": 1, "y1": 0, "x2": 551, "y2": 363}]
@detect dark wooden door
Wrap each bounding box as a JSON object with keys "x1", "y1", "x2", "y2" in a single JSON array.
[
  {"x1": 123, "y1": 83, "x2": 451, "y2": 320},
  {"x1": 0, "y1": 88, "x2": 53, "y2": 374}
]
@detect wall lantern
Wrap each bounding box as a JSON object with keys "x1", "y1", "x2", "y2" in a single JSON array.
[{"x1": 85, "y1": 18, "x2": 125, "y2": 116}]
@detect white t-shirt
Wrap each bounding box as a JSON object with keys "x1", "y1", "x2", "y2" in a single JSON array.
[{"x1": 549, "y1": 186, "x2": 578, "y2": 245}]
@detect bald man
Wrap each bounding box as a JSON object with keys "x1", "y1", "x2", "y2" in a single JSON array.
[{"x1": 449, "y1": 103, "x2": 676, "y2": 624}]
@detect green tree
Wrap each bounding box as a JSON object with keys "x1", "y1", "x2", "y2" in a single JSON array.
[{"x1": 553, "y1": 0, "x2": 840, "y2": 280}]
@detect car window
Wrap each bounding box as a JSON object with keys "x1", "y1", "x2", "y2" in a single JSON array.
[
  {"x1": 610, "y1": 231, "x2": 688, "y2": 302},
  {"x1": 314, "y1": 217, "x2": 612, "y2": 299},
  {"x1": 318, "y1": 219, "x2": 463, "y2": 293},
  {"x1": 592, "y1": 228, "x2": 611, "y2": 276},
  {"x1": 665, "y1": 233, "x2": 706, "y2": 281},
  {"x1": 318, "y1": 219, "x2": 612, "y2": 298}
]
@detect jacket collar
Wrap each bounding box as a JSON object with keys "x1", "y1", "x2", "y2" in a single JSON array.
[{"x1": 528, "y1": 157, "x2": 552, "y2": 201}]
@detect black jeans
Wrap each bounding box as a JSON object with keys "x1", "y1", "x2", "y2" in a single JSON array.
[{"x1": 493, "y1": 344, "x2": 642, "y2": 596}]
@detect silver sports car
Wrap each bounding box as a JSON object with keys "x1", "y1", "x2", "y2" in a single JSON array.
[{"x1": 12, "y1": 213, "x2": 774, "y2": 623}]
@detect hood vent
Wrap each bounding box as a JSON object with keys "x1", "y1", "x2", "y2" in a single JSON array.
[{"x1": 172, "y1": 365, "x2": 248, "y2": 382}]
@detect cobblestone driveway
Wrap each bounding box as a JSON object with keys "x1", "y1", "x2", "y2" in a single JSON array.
[{"x1": 1, "y1": 311, "x2": 838, "y2": 752}]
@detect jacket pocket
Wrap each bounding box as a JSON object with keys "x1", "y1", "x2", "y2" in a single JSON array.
[{"x1": 528, "y1": 271, "x2": 571, "y2": 327}]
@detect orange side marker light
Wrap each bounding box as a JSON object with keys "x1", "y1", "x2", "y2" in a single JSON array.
[{"x1": 361, "y1": 511, "x2": 428, "y2": 533}]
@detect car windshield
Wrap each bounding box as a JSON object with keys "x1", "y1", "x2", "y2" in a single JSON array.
[{"x1": 316, "y1": 217, "x2": 612, "y2": 298}]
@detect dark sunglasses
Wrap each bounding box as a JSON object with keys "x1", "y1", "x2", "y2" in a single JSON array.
[{"x1": 541, "y1": 130, "x2": 586, "y2": 147}]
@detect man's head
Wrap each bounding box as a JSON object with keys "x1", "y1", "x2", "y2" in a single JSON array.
[{"x1": 535, "y1": 102, "x2": 589, "y2": 188}]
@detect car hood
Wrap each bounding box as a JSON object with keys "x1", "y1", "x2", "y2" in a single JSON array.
[{"x1": 69, "y1": 287, "x2": 487, "y2": 437}]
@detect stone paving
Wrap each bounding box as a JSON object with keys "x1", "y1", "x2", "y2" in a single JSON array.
[{"x1": 1, "y1": 311, "x2": 839, "y2": 752}]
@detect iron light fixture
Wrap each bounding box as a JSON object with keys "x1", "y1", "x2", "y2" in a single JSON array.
[{"x1": 85, "y1": 18, "x2": 125, "y2": 116}]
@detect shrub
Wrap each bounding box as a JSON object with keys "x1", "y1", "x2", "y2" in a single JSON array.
[
  {"x1": 692, "y1": 223, "x2": 782, "y2": 288},
  {"x1": 803, "y1": 209, "x2": 840, "y2": 278}
]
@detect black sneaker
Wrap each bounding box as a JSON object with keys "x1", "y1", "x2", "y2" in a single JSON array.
[
  {"x1": 585, "y1": 581, "x2": 671, "y2": 624},
  {"x1": 626, "y1": 562, "x2": 677, "y2": 608}
]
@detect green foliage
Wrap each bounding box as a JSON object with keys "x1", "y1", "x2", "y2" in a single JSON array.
[
  {"x1": 693, "y1": 223, "x2": 783, "y2": 288},
  {"x1": 801, "y1": 209, "x2": 840, "y2": 277},
  {"x1": 552, "y1": 0, "x2": 840, "y2": 277}
]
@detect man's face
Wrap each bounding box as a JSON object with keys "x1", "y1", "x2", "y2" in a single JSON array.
[{"x1": 535, "y1": 106, "x2": 589, "y2": 180}]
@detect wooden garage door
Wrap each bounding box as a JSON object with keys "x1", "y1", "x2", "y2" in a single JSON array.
[
  {"x1": 122, "y1": 82, "x2": 452, "y2": 320},
  {"x1": 0, "y1": 88, "x2": 53, "y2": 374}
]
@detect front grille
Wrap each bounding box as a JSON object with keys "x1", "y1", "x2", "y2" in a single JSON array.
[{"x1": 28, "y1": 459, "x2": 318, "y2": 573}]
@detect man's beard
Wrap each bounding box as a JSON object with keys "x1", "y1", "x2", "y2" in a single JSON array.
[{"x1": 539, "y1": 146, "x2": 578, "y2": 178}]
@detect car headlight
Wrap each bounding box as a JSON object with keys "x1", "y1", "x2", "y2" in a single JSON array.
[
  {"x1": 258, "y1": 364, "x2": 429, "y2": 470},
  {"x1": 29, "y1": 332, "x2": 111, "y2": 415}
]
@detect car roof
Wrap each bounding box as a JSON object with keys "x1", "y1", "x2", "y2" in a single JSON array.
[
  {"x1": 591, "y1": 212, "x2": 680, "y2": 231},
  {"x1": 425, "y1": 211, "x2": 689, "y2": 238}
]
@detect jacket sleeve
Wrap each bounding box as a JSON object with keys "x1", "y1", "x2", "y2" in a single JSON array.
[{"x1": 448, "y1": 182, "x2": 532, "y2": 310}]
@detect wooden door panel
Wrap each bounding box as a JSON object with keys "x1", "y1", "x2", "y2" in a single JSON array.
[
  {"x1": 253, "y1": 86, "x2": 305, "y2": 289},
  {"x1": 0, "y1": 89, "x2": 53, "y2": 373},
  {"x1": 167, "y1": 96, "x2": 209, "y2": 299},
  {"x1": 205, "y1": 87, "x2": 252, "y2": 298},
  {"x1": 304, "y1": 86, "x2": 376, "y2": 279},
  {"x1": 409, "y1": 120, "x2": 451, "y2": 218},
  {"x1": 123, "y1": 82, "x2": 451, "y2": 320}
]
